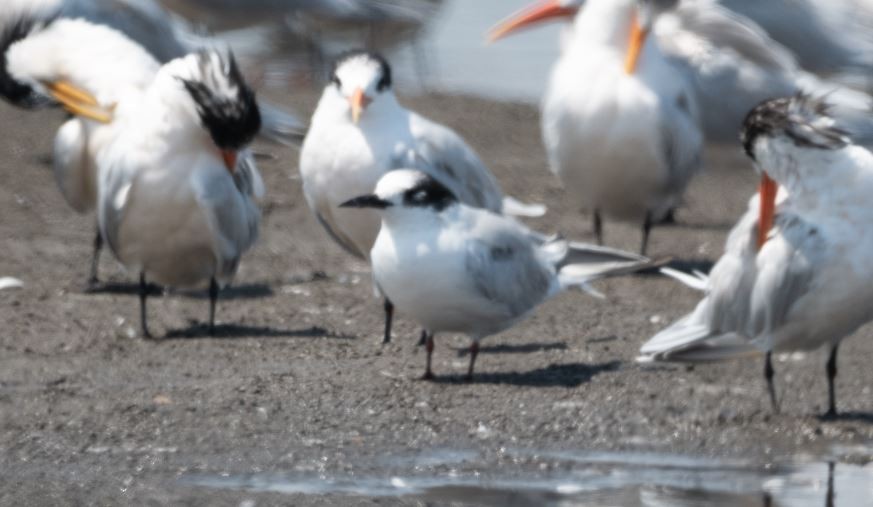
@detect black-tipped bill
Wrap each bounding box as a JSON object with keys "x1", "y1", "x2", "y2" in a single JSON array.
[{"x1": 340, "y1": 194, "x2": 392, "y2": 209}]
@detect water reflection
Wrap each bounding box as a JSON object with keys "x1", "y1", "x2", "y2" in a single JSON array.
[{"x1": 183, "y1": 450, "x2": 873, "y2": 506}]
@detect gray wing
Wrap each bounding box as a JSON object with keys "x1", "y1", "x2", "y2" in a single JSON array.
[
  {"x1": 656, "y1": 2, "x2": 798, "y2": 142},
  {"x1": 746, "y1": 213, "x2": 824, "y2": 338},
  {"x1": 404, "y1": 113, "x2": 505, "y2": 213},
  {"x1": 192, "y1": 165, "x2": 261, "y2": 280},
  {"x1": 463, "y1": 212, "x2": 554, "y2": 319},
  {"x1": 641, "y1": 209, "x2": 823, "y2": 360}
]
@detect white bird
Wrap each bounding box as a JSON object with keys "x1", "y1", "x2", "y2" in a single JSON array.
[
  {"x1": 299, "y1": 50, "x2": 546, "y2": 344},
  {"x1": 490, "y1": 0, "x2": 704, "y2": 255},
  {"x1": 7, "y1": 19, "x2": 264, "y2": 336},
  {"x1": 0, "y1": 12, "x2": 162, "y2": 288},
  {"x1": 639, "y1": 95, "x2": 873, "y2": 417},
  {"x1": 342, "y1": 169, "x2": 651, "y2": 380},
  {"x1": 1, "y1": 0, "x2": 305, "y2": 145}
]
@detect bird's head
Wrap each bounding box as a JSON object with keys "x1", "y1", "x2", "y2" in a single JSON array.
[
  {"x1": 340, "y1": 169, "x2": 458, "y2": 216},
  {"x1": 0, "y1": 13, "x2": 59, "y2": 109},
  {"x1": 489, "y1": 0, "x2": 667, "y2": 74},
  {"x1": 171, "y1": 50, "x2": 261, "y2": 173},
  {"x1": 325, "y1": 50, "x2": 393, "y2": 125},
  {"x1": 741, "y1": 94, "x2": 850, "y2": 249}
]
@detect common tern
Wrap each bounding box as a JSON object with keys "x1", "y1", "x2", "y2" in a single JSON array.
[
  {"x1": 640, "y1": 95, "x2": 873, "y2": 417},
  {"x1": 343, "y1": 169, "x2": 651, "y2": 380},
  {"x1": 490, "y1": 0, "x2": 704, "y2": 254},
  {"x1": 300, "y1": 50, "x2": 545, "y2": 344}
]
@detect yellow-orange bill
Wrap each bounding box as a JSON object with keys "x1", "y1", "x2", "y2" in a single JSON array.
[
  {"x1": 757, "y1": 173, "x2": 777, "y2": 250},
  {"x1": 488, "y1": 0, "x2": 577, "y2": 43},
  {"x1": 624, "y1": 15, "x2": 648, "y2": 74},
  {"x1": 45, "y1": 80, "x2": 113, "y2": 124},
  {"x1": 350, "y1": 88, "x2": 369, "y2": 124},
  {"x1": 222, "y1": 150, "x2": 238, "y2": 173}
]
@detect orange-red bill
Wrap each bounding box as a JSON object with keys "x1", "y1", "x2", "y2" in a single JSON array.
[
  {"x1": 757, "y1": 173, "x2": 777, "y2": 250},
  {"x1": 624, "y1": 14, "x2": 648, "y2": 74},
  {"x1": 222, "y1": 150, "x2": 238, "y2": 173},
  {"x1": 488, "y1": 0, "x2": 578, "y2": 42},
  {"x1": 350, "y1": 88, "x2": 371, "y2": 124}
]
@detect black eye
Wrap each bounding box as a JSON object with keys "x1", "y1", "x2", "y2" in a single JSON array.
[
  {"x1": 331, "y1": 74, "x2": 342, "y2": 88},
  {"x1": 412, "y1": 190, "x2": 428, "y2": 202}
]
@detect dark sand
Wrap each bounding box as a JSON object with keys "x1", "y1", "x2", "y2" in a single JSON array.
[{"x1": 1, "y1": 92, "x2": 871, "y2": 505}]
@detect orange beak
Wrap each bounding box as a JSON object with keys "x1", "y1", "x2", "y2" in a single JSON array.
[
  {"x1": 624, "y1": 14, "x2": 649, "y2": 74},
  {"x1": 350, "y1": 88, "x2": 371, "y2": 124},
  {"x1": 757, "y1": 173, "x2": 777, "y2": 250},
  {"x1": 488, "y1": 0, "x2": 578, "y2": 42},
  {"x1": 222, "y1": 150, "x2": 238, "y2": 174}
]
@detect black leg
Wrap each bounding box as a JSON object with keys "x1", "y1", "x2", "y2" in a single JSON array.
[
  {"x1": 208, "y1": 277, "x2": 219, "y2": 336},
  {"x1": 422, "y1": 332, "x2": 435, "y2": 380},
  {"x1": 640, "y1": 211, "x2": 653, "y2": 256},
  {"x1": 593, "y1": 209, "x2": 603, "y2": 246},
  {"x1": 417, "y1": 329, "x2": 427, "y2": 346},
  {"x1": 383, "y1": 298, "x2": 394, "y2": 344},
  {"x1": 660, "y1": 207, "x2": 677, "y2": 225},
  {"x1": 139, "y1": 272, "x2": 152, "y2": 339},
  {"x1": 825, "y1": 462, "x2": 835, "y2": 507},
  {"x1": 765, "y1": 351, "x2": 779, "y2": 413},
  {"x1": 87, "y1": 228, "x2": 103, "y2": 288},
  {"x1": 825, "y1": 344, "x2": 839, "y2": 418},
  {"x1": 465, "y1": 342, "x2": 480, "y2": 382}
]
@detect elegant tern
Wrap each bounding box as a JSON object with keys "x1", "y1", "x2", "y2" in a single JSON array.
[
  {"x1": 0, "y1": 12, "x2": 162, "y2": 288},
  {"x1": 9, "y1": 17, "x2": 264, "y2": 336},
  {"x1": 299, "y1": 50, "x2": 545, "y2": 344},
  {"x1": 490, "y1": 0, "x2": 704, "y2": 254},
  {"x1": 640, "y1": 95, "x2": 873, "y2": 417},
  {"x1": 343, "y1": 169, "x2": 650, "y2": 380},
  {"x1": 2, "y1": 0, "x2": 305, "y2": 145}
]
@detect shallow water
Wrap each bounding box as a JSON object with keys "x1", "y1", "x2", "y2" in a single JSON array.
[{"x1": 184, "y1": 447, "x2": 873, "y2": 505}]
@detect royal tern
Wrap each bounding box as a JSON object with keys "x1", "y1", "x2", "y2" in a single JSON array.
[
  {"x1": 300, "y1": 50, "x2": 545, "y2": 344},
  {"x1": 640, "y1": 95, "x2": 873, "y2": 417},
  {"x1": 0, "y1": 13, "x2": 162, "y2": 287},
  {"x1": 343, "y1": 169, "x2": 650, "y2": 380},
  {"x1": 490, "y1": 0, "x2": 704, "y2": 254},
  {"x1": 492, "y1": 0, "x2": 872, "y2": 144}
]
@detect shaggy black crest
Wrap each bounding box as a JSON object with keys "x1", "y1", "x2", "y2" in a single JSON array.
[
  {"x1": 181, "y1": 51, "x2": 261, "y2": 150},
  {"x1": 741, "y1": 93, "x2": 849, "y2": 160},
  {"x1": 402, "y1": 175, "x2": 458, "y2": 212},
  {"x1": 329, "y1": 49, "x2": 392, "y2": 92},
  {"x1": 0, "y1": 13, "x2": 58, "y2": 108}
]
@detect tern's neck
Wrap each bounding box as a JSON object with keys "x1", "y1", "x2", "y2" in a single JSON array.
[
  {"x1": 760, "y1": 142, "x2": 873, "y2": 211},
  {"x1": 572, "y1": 0, "x2": 638, "y2": 48}
]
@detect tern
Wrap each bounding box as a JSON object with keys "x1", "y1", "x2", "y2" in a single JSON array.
[
  {"x1": 2, "y1": 0, "x2": 306, "y2": 145},
  {"x1": 490, "y1": 0, "x2": 704, "y2": 255},
  {"x1": 639, "y1": 94, "x2": 873, "y2": 417},
  {"x1": 0, "y1": 13, "x2": 162, "y2": 288},
  {"x1": 7, "y1": 18, "x2": 264, "y2": 336},
  {"x1": 300, "y1": 50, "x2": 546, "y2": 344},
  {"x1": 342, "y1": 169, "x2": 651, "y2": 380}
]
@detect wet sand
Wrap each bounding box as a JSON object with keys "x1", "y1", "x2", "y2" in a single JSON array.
[{"x1": 1, "y1": 92, "x2": 872, "y2": 505}]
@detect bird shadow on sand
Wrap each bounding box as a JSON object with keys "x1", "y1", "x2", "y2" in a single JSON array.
[
  {"x1": 452, "y1": 342, "x2": 568, "y2": 357},
  {"x1": 431, "y1": 361, "x2": 621, "y2": 387},
  {"x1": 161, "y1": 323, "x2": 353, "y2": 341},
  {"x1": 81, "y1": 282, "x2": 274, "y2": 299},
  {"x1": 818, "y1": 411, "x2": 873, "y2": 424}
]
